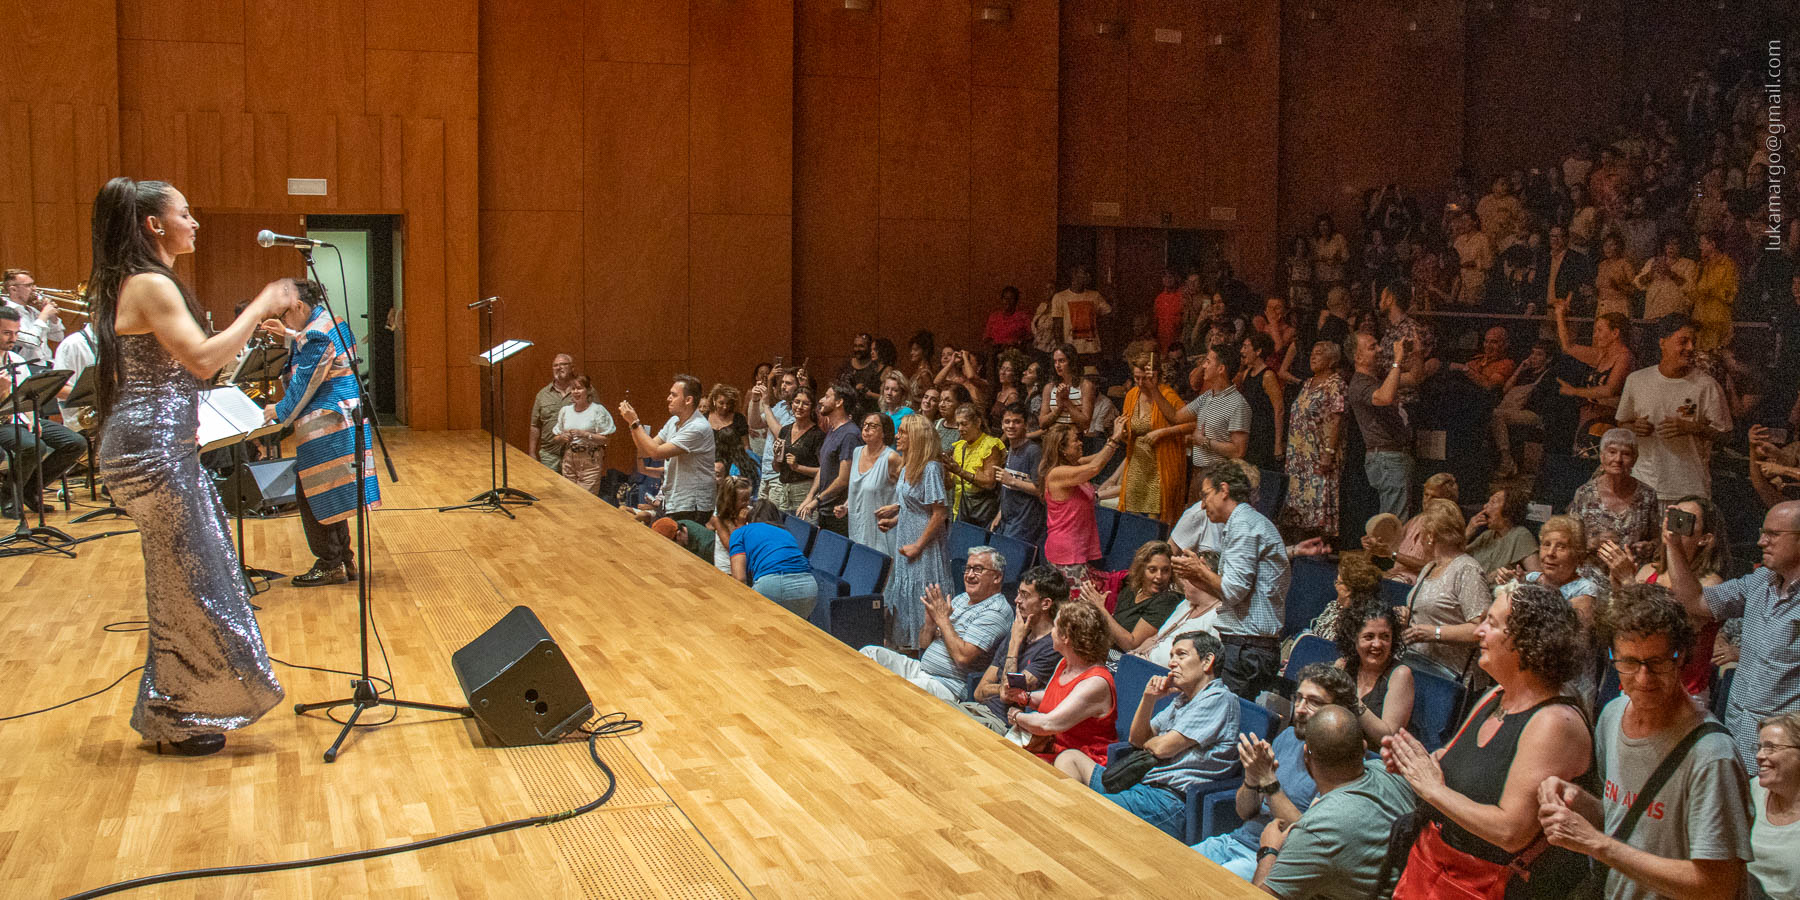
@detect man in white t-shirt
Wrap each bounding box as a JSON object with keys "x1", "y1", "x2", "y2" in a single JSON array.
[
  {"x1": 1049, "y1": 266, "x2": 1112, "y2": 356},
  {"x1": 618, "y1": 374, "x2": 716, "y2": 526},
  {"x1": 1614, "y1": 314, "x2": 1730, "y2": 501}
]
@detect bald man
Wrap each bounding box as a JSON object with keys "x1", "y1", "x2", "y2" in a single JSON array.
[
  {"x1": 1665, "y1": 499, "x2": 1800, "y2": 772},
  {"x1": 1251, "y1": 706, "x2": 1414, "y2": 899},
  {"x1": 529, "y1": 353, "x2": 579, "y2": 470}
]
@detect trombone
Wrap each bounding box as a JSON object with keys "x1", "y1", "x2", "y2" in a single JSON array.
[{"x1": 33, "y1": 284, "x2": 90, "y2": 317}]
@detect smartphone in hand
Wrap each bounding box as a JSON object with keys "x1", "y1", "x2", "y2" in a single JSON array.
[
  {"x1": 1665, "y1": 507, "x2": 1697, "y2": 536},
  {"x1": 1005, "y1": 672, "x2": 1029, "y2": 691}
]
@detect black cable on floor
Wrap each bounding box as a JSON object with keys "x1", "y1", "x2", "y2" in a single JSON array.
[
  {"x1": 0, "y1": 666, "x2": 145, "y2": 722},
  {"x1": 61, "y1": 716, "x2": 637, "y2": 899}
]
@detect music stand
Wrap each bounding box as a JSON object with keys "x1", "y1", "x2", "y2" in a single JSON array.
[
  {"x1": 62, "y1": 367, "x2": 132, "y2": 523},
  {"x1": 200, "y1": 386, "x2": 287, "y2": 593},
  {"x1": 232, "y1": 344, "x2": 291, "y2": 459},
  {"x1": 439, "y1": 335, "x2": 537, "y2": 518},
  {"x1": 1, "y1": 367, "x2": 76, "y2": 557}
]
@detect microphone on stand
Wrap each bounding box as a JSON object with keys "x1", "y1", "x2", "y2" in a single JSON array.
[
  {"x1": 206, "y1": 311, "x2": 216, "y2": 334},
  {"x1": 468, "y1": 296, "x2": 501, "y2": 309},
  {"x1": 256, "y1": 229, "x2": 334, "y2": 249}
]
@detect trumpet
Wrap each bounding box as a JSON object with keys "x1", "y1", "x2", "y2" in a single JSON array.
[{"x1": 33, "y1": 284, "x2": 90, "y2": 316}]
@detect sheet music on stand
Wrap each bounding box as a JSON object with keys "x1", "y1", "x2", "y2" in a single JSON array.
[
  {"x1": 473, "y1": 339, "x2": 532, "y2": 368},
  {"x1": 198, "y1": 385, "x2": 284, "y2": 453},
  {"x1": 231, "y1": 343, "x2": 291, "y2": 385}
]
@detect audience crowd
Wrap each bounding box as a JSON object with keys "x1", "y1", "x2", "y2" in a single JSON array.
[{"x1": 515, "y1": 46, "x2": 1800, "y2": 899}]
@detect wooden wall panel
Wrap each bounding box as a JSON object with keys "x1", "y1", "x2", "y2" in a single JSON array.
[
  {"x1": 877, "y1": 217, "x2": 973, "y2": 349},
  {"x1": 1127, "y1": 0, "x2": 1206, "y2": 103},
  {"x1": 336, "y1": 115, "x2": 383, "y2": 210},
  {"x1": 366, "y1": 51, "x2": 480, "y2": 121},
  {"x1": 972, "y1": 0, "x2": 1059, "y2": 91},
  {"x1": 1278, "y1": 0, "x2": 1464, "y2": 255},
  {"x1": 118, "y1": 41, "x2": 246, "y2": 113},
  {"x1": 796, "y1": 0, "x2": 878, "y2": 78},
  {"x1": 1, "y1": 0, "x2": 119, "y2": 105},
  {"x1": 585, "y1": 0, "x2": 690, "y2": 65},
  {"x1": 690, "y1": 0, "x2": 794, "y2": 217},
  {"x1": 117, "y1": 0, "x2": 243, "y2": 43},
  {"x1": 688, "y1": 215, "x2": 794, "y2": 388},
  {"x1": 366, "y1": 0, "x2": 478, "y2": 52},
  {"x1": 402, "y1": 117, "x2": 449, "y2": 429},
  {"x1": 444, "y1": 116, "x2": 483, "y2": 430},
  {"x1": 478, "y1": 0, "x2": 584, "y2": 212},
  {"x1": 582, "y1": 62, "x2": 690, "y2": 364},
  {"x1": 879, "y1": 70, "x2": 971, "y2": 221},
  {"x1": 971, "y1": 86, "x2": 1058, "y2": 315},
  {"x1": 880, "y1": 0, "x2": 970, "y2": 76},
  {"x1": 1464, "y1": 2, "x2": 1626, "y2": 178},
  {"x1": 481, "y1": 210, "x2": 585, "y2": 451},
  {"x1": 244, "y1": 0, "x2": 365, "y2": 116},
  {"x1": 793, "y1": 75, "x2": 880, "y2": 365},
  {"x1": 1058, "y1": 1, "x2": 1129, "y2": 224},
  {"x1": 189, "y1": 212, "x2": 306, "y2": 324}
]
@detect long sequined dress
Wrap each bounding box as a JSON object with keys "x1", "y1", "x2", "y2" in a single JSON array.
[{"x1": 99, "y1": 333, "x2": 283, "y2": 742}]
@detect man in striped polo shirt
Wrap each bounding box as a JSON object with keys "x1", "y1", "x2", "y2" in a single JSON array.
[{"x1": 1666, "y1": 499, "x2": 1800, "y2": 772}]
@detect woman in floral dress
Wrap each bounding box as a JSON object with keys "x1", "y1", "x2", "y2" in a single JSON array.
[{"x1": 1281, "y1": 341, "x2": 1347, "y2": 536}]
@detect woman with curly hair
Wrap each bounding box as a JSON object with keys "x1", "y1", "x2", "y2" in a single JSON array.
[
  {"x1": 1010, "y1": 600, "x2": 1117, "y2": 767},
  {"x1": 1383, "y1": 583, "x2": 1597, "y2": 899},
  {"x1": 1083, "y1": 541, "x2": 1184, "y2": 653},
  {"x1": 1307, "y1": 550, "x2": 1381, "y2": 641},
  {"x1": 1334, "y1": 600, "x2": 1413, "y2": 746}
]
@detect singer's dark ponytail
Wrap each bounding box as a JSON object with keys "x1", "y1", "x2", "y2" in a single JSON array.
[{"x1": 87, "y1": 177, "x2": 203, "y2": 420}]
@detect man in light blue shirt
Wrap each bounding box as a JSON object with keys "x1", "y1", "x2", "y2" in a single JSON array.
[
  {"x1": 1176, "y1": 461, "x2": 1290, "y2": 699},
  {"x1": 861, "y1": 546, "x2": 1012, "y2": 702},
  {"x1": 749, "y1": 369, "x2": 795, "y2": 501}
]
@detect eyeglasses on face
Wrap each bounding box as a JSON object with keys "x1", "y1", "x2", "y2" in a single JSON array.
[
  {"x1": 1608, "y1": 650, "x2": 1681, "y2": 676},
  {"x1": 964, "y1": 564, "x2": 999, "y2": 576}
]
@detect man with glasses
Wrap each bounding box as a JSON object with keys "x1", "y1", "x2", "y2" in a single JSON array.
[
  {"x1": 1173, "y1": 461, "x2": 1290, "y2": 699},
  {"x1": 860, "y1": 546, "x2": 1012, "y2": 704},
  {"x1": 1536, "y1": 584, "x2": 1751, "y2": 900},
  {"x1": 1666, "y1": 499, "x2": 1800, "y2": 772}
]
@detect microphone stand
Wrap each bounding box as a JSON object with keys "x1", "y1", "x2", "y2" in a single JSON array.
[
  {"x1": 438, "y1": 296, "x2": 536, "y2": 517},
  {"x1": 285, "y1": 245, "x2": 469, "y2": 762}
]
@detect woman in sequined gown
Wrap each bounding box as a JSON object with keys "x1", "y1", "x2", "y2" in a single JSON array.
[{"x1": 88, "y1": 177, "x2": 293, "y2": 755}]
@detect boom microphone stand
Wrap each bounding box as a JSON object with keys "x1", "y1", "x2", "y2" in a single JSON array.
[
  {"x1": 438, "y1": 296, "x2": 536, "y2": 517},
  {"x1": 274, "y1": 239, "x2": 470, "y2": 762}
]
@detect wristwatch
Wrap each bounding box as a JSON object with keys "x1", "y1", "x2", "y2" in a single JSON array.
[
  {"x1": 1255, "y1": 780, "x2": 1282, "y2": 796},
  {"x1": 1257, "y1": 846, "x2": 1280, "y2": 860}
]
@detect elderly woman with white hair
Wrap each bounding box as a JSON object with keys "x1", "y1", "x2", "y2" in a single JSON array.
[{"x1": 1565, "y1": 427, "x2": 1662, "y2": 564}]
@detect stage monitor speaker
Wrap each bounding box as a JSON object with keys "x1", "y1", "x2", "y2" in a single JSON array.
[
  {"x1": 219, "y1": 457, "x2": 298, "y2": 515},
  {"x1": 451, "y1": 606, "x2": 594, "y2": 747}
]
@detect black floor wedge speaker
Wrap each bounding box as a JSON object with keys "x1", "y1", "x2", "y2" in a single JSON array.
[{"x1": 450, "y1": 606, "x2": 594, "y2": 747}]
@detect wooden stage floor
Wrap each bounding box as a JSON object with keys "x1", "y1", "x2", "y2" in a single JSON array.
[{"x1": 0, "y1": 429, "x2": 1256, "y2": 898}]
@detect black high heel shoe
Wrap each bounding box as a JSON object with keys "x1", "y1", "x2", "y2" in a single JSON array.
[{"x1": 156, "y1": 734, "x2": 226, "y2": 756}]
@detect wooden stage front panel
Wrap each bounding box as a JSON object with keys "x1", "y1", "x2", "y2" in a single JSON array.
[{"x1": 0, "y1": 430, "x2": 1258, "y2": 898}]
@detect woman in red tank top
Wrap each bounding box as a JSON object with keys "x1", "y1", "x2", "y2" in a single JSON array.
[
  {"x1": 1007, "y1": 602, "x2": 1118, "y2": 768},
  {"x1": 1598, "y1": 497, "x2": 1727, "y2": 699}
]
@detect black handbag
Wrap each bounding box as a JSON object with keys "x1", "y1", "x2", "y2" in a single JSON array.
[{"x1": 1100, "y1": 747, "x2": 1160, "y2": 793}]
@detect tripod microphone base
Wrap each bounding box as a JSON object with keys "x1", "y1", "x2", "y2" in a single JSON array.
[
  {"x1": 72, "y1": 506, "x2": 130, "y2": 523},
  {"x1": 0, "y1": 527, "x2": 77, "y2": 558},
  {"x1": 30, "y1": 525, "x2": 76, "y2": 544},
  {"x1": 438, "y1": 489, "x2": 533, "y2": 518},
  {"x1": 295, "y1": 679, "x2": 473, "y2": 763}
]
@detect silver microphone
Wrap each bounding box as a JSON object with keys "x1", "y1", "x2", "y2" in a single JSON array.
[
  {"x1": 467, "y1": 296, "x2": 501, "y2": 309},
  {"x1": 256, "y1": 229, "x2": 334, "y2": 249}
]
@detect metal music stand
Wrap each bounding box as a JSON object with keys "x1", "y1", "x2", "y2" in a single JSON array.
[
  {"x1": 1, "y1": 367, "x2": 76, "y2": 557},
  {"x1": 199, "y1": 386, "x2": 288, "y2": 593},
  {"x1": 232, "y1": 344, "x2": 291, "y2": 459},
  {"x1": 63, "y1": 367, "x2": 131, "y2": 523},
  {"x1": 439, "y1": 331, "x2": 537, "y2": 518}
]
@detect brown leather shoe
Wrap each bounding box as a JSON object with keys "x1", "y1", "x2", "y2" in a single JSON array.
[{"x1": 292, "y1": 560, "x2": 349, "y2": 587}]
